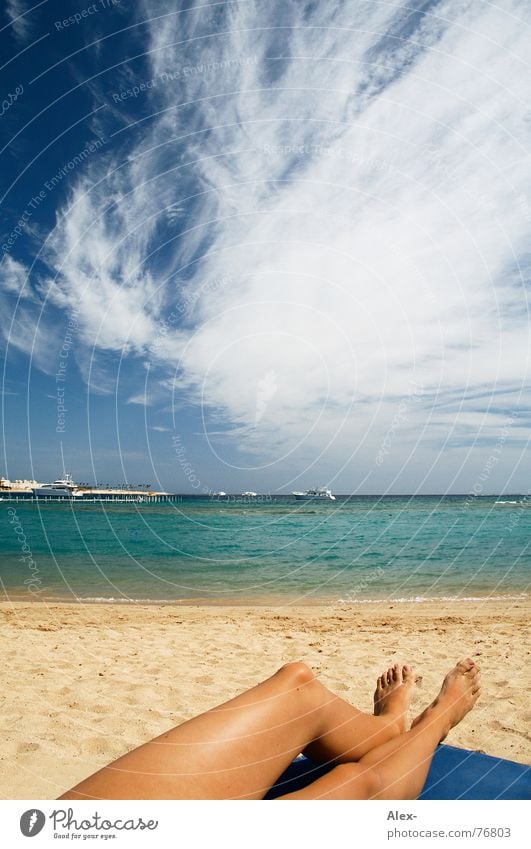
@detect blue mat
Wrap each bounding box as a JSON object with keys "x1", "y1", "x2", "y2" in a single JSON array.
[{"x1": 266, "y1": 745, "x2": 531, "y2": 799}]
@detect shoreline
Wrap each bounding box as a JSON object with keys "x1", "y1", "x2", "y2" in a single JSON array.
[
  {"x1": 1, "y1": 598, "x2": 529, "y2": 798},
  {"x1": 2, "y1": 597, "x2": 529, "y2": 617},
  {"x1": 2, "y1": 592, "x2": 528, "y2": 607}
]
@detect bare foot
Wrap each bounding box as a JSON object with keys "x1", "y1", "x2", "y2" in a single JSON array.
[
  {"x1": 374, "y1": 664, "x2": 416, "y2": 732},
  {"x1": 411, "y1": 658, "x2": 481, "y2": 740}
]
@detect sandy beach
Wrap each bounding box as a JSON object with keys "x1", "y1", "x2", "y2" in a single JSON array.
[{"x1": 1, "y1": 598, "x2": 529, "y2": 799}]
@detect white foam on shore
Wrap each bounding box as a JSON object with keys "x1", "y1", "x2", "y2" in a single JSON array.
[
  {"x1": 26, "y1": 592, "x2": 529, "y2": 605},
  {"x1": 337, "y1": 593, "x2": 529, "y2": 604},
  {"x1": 75, "y1": 597, "x2": 183, "y2": 604}
]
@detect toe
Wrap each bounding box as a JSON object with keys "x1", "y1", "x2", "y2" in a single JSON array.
[{"x1": 403, "y1": 664, "x2": 413, "y2": 681}]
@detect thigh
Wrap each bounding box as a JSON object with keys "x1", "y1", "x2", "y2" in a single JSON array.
[{"x1": 61, "y1": 662, "x2": 324, "y2": 800}]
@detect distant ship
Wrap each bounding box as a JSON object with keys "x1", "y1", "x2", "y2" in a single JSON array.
[
  {"x1": 241, "y1": 491, "x2": 258, "y2": 497},
  {"x1": 292, "y1": 487, "x2": 336, "y2": 501},
  {"x1": 32, "y1": 474, "x2": 83, "y2": 499}
]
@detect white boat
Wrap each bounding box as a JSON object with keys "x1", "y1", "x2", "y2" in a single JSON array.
[
  {"x1": 32, "y1": 473, "x2": 83, "y2": 498},
  {"x1": 292, "y1": 487, "x2": 336, "y2": 501},
  {"x1": 241, "y1": 491, "x2": 257, "y2": 497}
]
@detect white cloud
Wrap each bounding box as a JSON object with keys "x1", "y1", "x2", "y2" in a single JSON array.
[
  {"x1": 5, "y1": 0, "x2": 33, "y2": 42},
  {"x1": 1, "y1": 256, "x2": 29, "y2": 295},
  {"x1": 144, "y1": 0, "x2": 531, "y2": 467},
  {"x1": 4, "y1": 0, "x2": 531, "y2": 487},
  {"x1": 0, "y1": 257, "x2": 55, "y2": 371}
]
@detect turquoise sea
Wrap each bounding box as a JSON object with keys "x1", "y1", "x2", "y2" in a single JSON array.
[{"x1": 0, "y1": 496, "x2": 529, "y2": 604}]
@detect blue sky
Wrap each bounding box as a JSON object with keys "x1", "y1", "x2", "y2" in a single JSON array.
[{"x1": 1, "y1": 0, "x2": 530, "y2": 494}]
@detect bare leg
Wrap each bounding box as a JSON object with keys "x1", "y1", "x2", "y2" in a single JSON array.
[
  {"x1": 279, "y1": 658, "x2": 481, "y2": 800},
  {"x1": 60, "y1": 661, "x2": 412, "y2": 800},
  {"x1": 304, "y1": 663, "x2": 415, "y2": 764}
]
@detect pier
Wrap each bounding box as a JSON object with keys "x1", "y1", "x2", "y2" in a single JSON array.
[{"x1": 0, "y1": 494, "x2": 182, "y2": 503}]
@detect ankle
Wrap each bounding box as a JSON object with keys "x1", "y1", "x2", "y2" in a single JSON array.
[{"x1": 414, "y1": 703, "x2": 451, "y2": 740}]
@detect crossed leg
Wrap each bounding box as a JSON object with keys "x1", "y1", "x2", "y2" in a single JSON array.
[
  {"x1": 59, "y1": 659, "x2": 480, "y2": 800},
  {"x1": 282, "y1": 658, "x2": 481, "y2": 799},
  {"x1": 60, "y1": 661, "x2": 415, "y2": 800}
]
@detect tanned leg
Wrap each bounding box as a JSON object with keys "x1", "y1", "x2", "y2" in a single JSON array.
[
  {"x1": 60, "y1": 661, "x2": 411, "y2": 800},
  {"x1": 279, "y1": 659, "x2": 480, "y2": 800},
  {"x1": 304, "y1": 663, "x2": 415, "y2": 764}
]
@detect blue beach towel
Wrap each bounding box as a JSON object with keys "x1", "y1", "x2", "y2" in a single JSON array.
[{"x1": 266, "y1": 744, "x2": 530, "y2": 800}]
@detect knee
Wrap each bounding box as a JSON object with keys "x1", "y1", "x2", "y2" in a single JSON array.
[
  {"x1": 276, "y1": 661, "x2": 315, "y2": 688},
  {"x1": 333, "y1": 763, "x2": 384, "y2": 800}
]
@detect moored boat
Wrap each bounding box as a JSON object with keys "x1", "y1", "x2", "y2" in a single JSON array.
[
  {"x1": 292, "y1": 487, "x2": 336, "y2": 501},
  {"x1": 32, "y1": 474, "x2": 83, "y2": 498}
]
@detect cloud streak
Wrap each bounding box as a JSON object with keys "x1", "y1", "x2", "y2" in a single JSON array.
[{"x1": 5, "y1": 0, "x2": 34, "y2": 42}]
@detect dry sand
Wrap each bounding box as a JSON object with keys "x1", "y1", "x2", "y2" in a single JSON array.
[{"x1": 0, "y1": 599, "x2": 529, "y2": 799}]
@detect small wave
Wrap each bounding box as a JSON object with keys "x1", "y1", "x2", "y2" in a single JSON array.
[
  {"x1": 74, "y1": 596, "x2": 184, "y2": 604},
  {"x1": 337, "y1": 593, "x2": 528, "y2": 604},
  {"x1": 27, "y1": 591, "x2": 530, "y2": 606}
]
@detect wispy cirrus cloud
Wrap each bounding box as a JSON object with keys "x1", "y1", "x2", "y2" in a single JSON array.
[
  {"x1": 5, "y1": 0, "x2": 531, "y2": 485},
  {"x1": 5, "y1": 0, "x2": 34, "y2": 42}
]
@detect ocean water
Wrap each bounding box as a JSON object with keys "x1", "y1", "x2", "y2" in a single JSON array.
[{"x1": 0, "y1": 496, "x2": 529, "y2": 604}]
